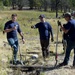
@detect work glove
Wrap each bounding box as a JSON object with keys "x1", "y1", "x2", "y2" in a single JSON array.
[
  {"x1": 57, "y1": 20, "x2": 61, "y2": 26},
  {"x1": 51, "y1": 37, "x2": 54, "y2": 42},
  {"x1": 31, "y1": 26, "x2": 34, "y2": 28}
]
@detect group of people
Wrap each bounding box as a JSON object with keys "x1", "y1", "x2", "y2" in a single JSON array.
[{"x1": 3, "y1": 13, "x2": 75, "y2": 67}]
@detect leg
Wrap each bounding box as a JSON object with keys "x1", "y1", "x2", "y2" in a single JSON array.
[
  {"x1": 8, "y1": 38, "x2": 18, "y2": 63},
  {"x1": 59, "y1": 40, "x2": 74, "y2": 66},
  {"x1": 73, "y1": 48, "x2": 75, "y2": 66},
  {"x1": 13, "y1": 40, "x2": 18, "y2": 61},
  {"x1": 62, "y1": 40, "x2": 67, "y2": 54},
  {"x1": 40, "y1": 40, "x2": 46, "y2": 59},
  {"x1": 44, "y1": 40, "x2": 50, "y2": 57},
  {"x1": 63, "y1": 41, "x2": 73, "y2": 64}
]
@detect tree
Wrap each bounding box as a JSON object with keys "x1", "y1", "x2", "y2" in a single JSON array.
[
  {"x1": 17, "y1": 0, "x2": 29, "y2": 10},
  {"x1": 61, "y1": 0, "x2": 71, "y2": 13},
  {"x1": 1, "y1": 0, "x2": 75, "y2": 11},
  {"x1": 42, "y1": 0, "x2": 48, "y2": 11},
  {"x1": 33, "y1": 0, "x2": 41, "y2": 9},
  {"x1": 50, "y1": 0, "x2": 60, "y2": 18},
  {"x1": 28, "y1": 0, "x2": 34, "y2": 9},
  {"x1": 11, "y1": 0, "x2": 17, "y2": 9},
  {"x1": 17, "y1": 0, "x2": 24, "y2": 10},
  {"x1": 0, "y1": 0, "x2": 4, "y2": 10},
  {"x1": 3, "y1": 0, "x2": 10, "y2": 6},
  {"x1": 70, "y1": 0, "x2": 75, "y2": 10},
  {"x1": 55, "y1": 0, "x2": 60, "y2": 18}
]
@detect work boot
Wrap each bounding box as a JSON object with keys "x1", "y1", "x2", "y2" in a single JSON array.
[
  {"x1": 46, "y1": 50, "x2": 50, "y2": 58},
  {"x1": 58, "y1": 62, "x2": 67, "y2": 67},
  {"x1": 13, "y1": 61, "x2": 17, "y2": 65},
  {"x1": 70, "y1": 64, "x2": 75, "y2": 69},
  {"x1": 73, "y1": 62, "x2": 75, "y2": 67},
  {"x1": 42, "y1": 50, "x2": 46, "y2": 59}
]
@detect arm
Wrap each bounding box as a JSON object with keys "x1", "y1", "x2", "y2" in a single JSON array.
[
  {"x1": 50, "y1": 28, "x2": 54, "y2": 42},
  {"x1": 51, "y1": 29, "x2": 54, "y2": 38},
  {"x1": 57, "y1": 20, "x2": 70, "y2": 34},
  {"x1": 31, "y1": 25, "x2": 36, "y2": 29},
  {"x1": 4, "y1": 21, "x2": 17, "y2": 33},
  {"x1": 48, "y1": 23, "x2": 54, "y2": 42},
  {"x1": 17, "y1": 24, "x2": 25, "y2": 44},
  {"x1": 4, "y1": 26, "x2": 16, "y2": 33},
  {"x1": 19, "y1": 32, "x2": 25, "y2": 44},
  {"x1": 60, "y1": 26, "x2": 69, "y2": 34},
  {"x1": 31, "y1": 23, "x2": 39, "y2": 29}
]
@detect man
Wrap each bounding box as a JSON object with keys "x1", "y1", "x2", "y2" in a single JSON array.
[
  {"x1": 58, "y1": 12, "x2": 75, "y2": 67},
  {"x1": 4, "y1": 14, "x2": 25, "y2": 64},
  {"x1": 31, "y1": 14, "x2": 54, "y2": 60}
]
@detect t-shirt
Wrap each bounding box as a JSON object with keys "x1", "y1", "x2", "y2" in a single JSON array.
[
  {"x1": 4, "y1": 20, "x2": 21, "y2": 39},
  {"x1": 35, "y1": 22, "x2": 53, "y2": 40},
  {"x1": 64, "y1": 19, "x2": 75, "y2": 41}
]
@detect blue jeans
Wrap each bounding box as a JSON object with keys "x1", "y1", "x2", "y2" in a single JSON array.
[
  {"x1": 8, "y1": 38, "x2": 18, "y2": 62},
  {"x1": 64, "y1": 40, "x2": 75, "y2": 65}
]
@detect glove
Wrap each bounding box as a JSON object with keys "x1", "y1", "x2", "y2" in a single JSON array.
[
  {"x1": 51, "y1": 38, "x2": 54, "y2": 42},
  {"x1": 31, "y1": 26, "x2": 34, "y2": 28},
  {"x1": 57, "y1": 20, "x2": 61, "y2": 26},
  {"x1": 22, "y1": 38, "x2": 25, "y2": 44}
]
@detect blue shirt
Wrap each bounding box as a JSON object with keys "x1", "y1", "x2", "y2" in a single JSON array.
[
  {"x1": 4, "y1": 20, "x2": 21, "y2": 39},
  {"x1": 64, "y1": 19, "x2": 75, "y2": 41},
  {"x1": 35, "y1": 22, "x2": 53, "y2": 40}
]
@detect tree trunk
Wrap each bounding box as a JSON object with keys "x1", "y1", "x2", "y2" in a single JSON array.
[
  {"x1": 60, "y1": 5, "x2": 63, "y2": 12},
  {"x1": 56, "y1": 0, "x2": 58, "y2": 18},
  {"x1": 44, "y1": 0, "x2": 47, "y2": 11}
]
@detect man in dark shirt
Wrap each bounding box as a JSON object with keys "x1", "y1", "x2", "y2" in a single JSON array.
[
  {"x1": 59, "y1": 13, "x2": 75, "y2": 67},
  {"x1": 31, "y1": 14, "x2": 54, "y2": 60},
  {"x1": 4, "y1": 14, "x2": 25, "y2": 64}
]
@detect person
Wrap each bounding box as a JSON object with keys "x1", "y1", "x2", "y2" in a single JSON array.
[
  {"x1": 58, "y1": 12, "x2": 75, "y2": 67},
  {"x1": 31, "y1": 14, "x2": 54, "y2": 60},
  {"x1": 4, "y1": 14, "x2": 25, "y2": 64}
]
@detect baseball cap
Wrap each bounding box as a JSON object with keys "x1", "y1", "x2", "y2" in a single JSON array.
[
  {"x1": 39, "y1": 14, "x2": 45, "y2": 18},
  {"x1": 64, "y1": 12, "x2": 71, "y2": 18}
]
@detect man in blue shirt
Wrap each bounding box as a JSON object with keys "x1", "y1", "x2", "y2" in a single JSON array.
[
  {"x1": 4, "y1": 14, "x2": 25, "y2": 64},
  {"x1": 59, "y1": 13, "x2": 75, "y2": 67},
  {"x1": 31, "y1": 14, "x2": 54, "y2": 60}
]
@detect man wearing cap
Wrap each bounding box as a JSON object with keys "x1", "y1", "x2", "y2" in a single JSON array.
[
  {"x1": 4, "y1": 14, "x2": 25, "y2": 64},
  {"x1": 58, "y1": 12, "x2": 75, "y2": 67},
  {"x1": 31, "y1": 14, "x2": 54, "y2": 60}
]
